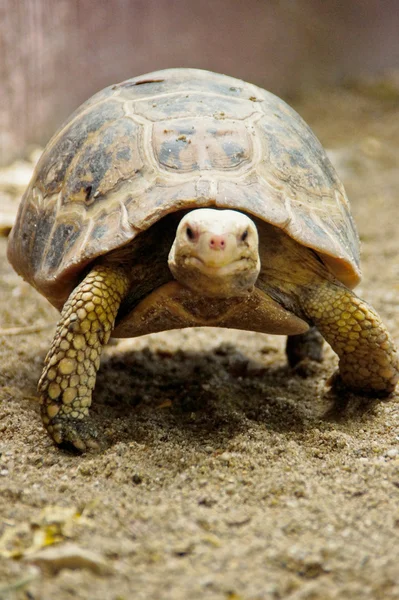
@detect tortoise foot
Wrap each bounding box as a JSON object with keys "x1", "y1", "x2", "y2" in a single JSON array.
[
  {"x1": 323, "y1": 371, "x2": 384, "y2": 421},
  {"x1": 286, "y1": 328, "x2": 324, "y2": 369},
  {"x1": 327, "y1": 370, "x2": 393, "y2": 399},
  {"x1": 46, "y1": 416, "x2": 103, "y2": 452},
  {"x1": 286, "y1": 328, "x2": 324, "y2": 378}
]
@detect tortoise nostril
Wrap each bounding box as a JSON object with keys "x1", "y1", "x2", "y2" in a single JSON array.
[{"x1": 209, "y1": 235, "x2": 226, "y2": 250}]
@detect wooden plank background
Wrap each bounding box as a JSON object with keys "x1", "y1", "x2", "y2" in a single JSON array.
[{"x1": 1, "y1": 0, "x2": 399, "y2": 165}]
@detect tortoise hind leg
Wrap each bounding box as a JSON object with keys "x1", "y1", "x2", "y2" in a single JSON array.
[
  {"x1": 39, "y1": 265, "x2": 130, "y2": 451},
  {"x1": 286, "y1": 327, "x2": 324, "y2": 369},
  {"x1": 302, "y1": 281, "x2": 399, "y2": 395}
]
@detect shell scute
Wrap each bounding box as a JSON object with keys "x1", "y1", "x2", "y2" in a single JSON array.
[
  {"x1": 258, "y1": 114, "x2": 337, "y2": 196},
  {"x1": 153, "y1": 118, "x2": 252, "y2": 172},
  {"x1": 29, "y1": 207, "x2": 57, "y2": 276},
  {"x1": 35, "y1": 100, "x2": 126, "y2": 197},
  {"x1": 62, "y1": 117, "x2": 143, "y2": 205},
  {"x1": 133, "y1": 92, "x2": 255, "y2": 123},
  {"x1": 117, "y1": 70, "x2": 248, "y2": 101},
  {"x1": 45, "y1": 222, "x2": 81, "y2": 271}
]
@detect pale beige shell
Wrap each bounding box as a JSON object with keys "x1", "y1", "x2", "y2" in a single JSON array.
[{"x1": 8, "y1": 68, "x2": 360, "y2": 309}]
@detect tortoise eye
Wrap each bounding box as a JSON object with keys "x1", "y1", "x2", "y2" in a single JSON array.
[
  {"x1": 186, "y1": 226, "x2": 195, "y2": 240},
  {"x1": 241, "y1": 229, "x2": 248, "y2": 242}
]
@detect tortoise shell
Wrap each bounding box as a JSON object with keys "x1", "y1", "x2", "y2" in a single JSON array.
[{"x1": 8, "y1": 68, "x2": 360, "y2": 310}]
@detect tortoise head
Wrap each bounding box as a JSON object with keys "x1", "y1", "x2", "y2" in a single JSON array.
[{"x1": 168, "y1": 208, "x2": 260, "y2": 298}]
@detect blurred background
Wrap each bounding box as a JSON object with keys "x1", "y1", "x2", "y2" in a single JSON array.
[{"x1": 1, "y1": 0, "x2": 399, "y2": 166}]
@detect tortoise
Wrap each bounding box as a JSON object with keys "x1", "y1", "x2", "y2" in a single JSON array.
[{"x1": 8, "y1": 68, "x2": 399, "y2": 451}]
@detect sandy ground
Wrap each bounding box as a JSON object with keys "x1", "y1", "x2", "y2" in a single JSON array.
[{"x1": 1, "y1": 82, "x2": 399, "y2": 600}]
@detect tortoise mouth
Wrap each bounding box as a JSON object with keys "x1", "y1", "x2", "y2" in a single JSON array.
[{"x1": 184, "y1": 254, "x2": 252, "y2": 275}]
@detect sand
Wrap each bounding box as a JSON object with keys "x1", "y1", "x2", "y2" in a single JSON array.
[{"x1": 1, "y1": 81, "x2": 399, "y2": 600}]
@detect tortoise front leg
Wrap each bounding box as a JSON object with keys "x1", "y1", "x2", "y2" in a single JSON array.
[
  {"x1": 302, "y1": 282, "x2": 399, "y2": 395},
  {"x1": 39, "y1": 265, "x2": 130, "y2": 451}
]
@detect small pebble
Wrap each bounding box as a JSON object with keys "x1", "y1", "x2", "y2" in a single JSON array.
[
  {"x1": 386, "y1": 448, "x2": 399, "y2": 458},
  {"x1": 26, "y1": 542, "x2": 112, "y2": 575}
]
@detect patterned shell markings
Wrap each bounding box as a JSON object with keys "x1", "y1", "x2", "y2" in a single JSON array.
[{"x1": 8, "y1": 68, "x2": 360, "y2": 310}]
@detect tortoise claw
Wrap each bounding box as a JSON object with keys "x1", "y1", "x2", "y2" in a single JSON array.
[{"x1": 46, "y1": 416, "x2": 103, "y2": 453}]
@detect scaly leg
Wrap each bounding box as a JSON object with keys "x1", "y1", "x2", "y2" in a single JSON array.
[
  {"x1": 39, "y1": 265, "x2": 130, "y2": 451},
  {"x1": 302, "y1": 282, "x2": 399, "y2": 395}
]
